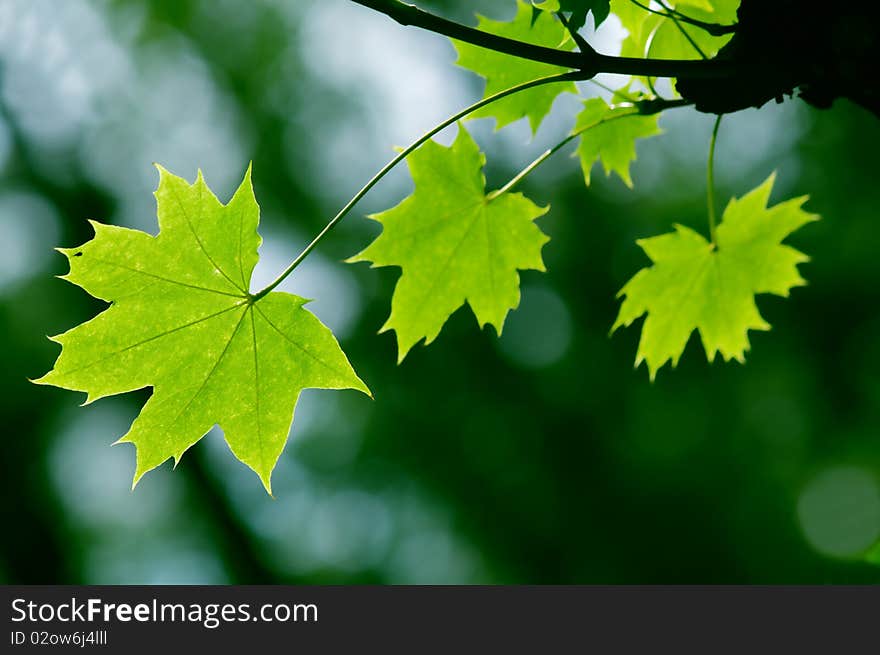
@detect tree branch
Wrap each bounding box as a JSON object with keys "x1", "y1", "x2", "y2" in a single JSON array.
[
  {"x1": 351, "y1": 0, "x2": 734, "y2": 80},
  {"x1": 556, "y1": 12, "x2": 593, "y2": 55}
]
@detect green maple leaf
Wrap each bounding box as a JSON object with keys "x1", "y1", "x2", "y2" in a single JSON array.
[
  {"x1": 34, "y1": 166, "x2": 369, "y2": 494},
  {"x1": 454, "y1": 0, "x2": 577, "y2": 133},
  {"x1": 348, "y1": 126, "x2": 549, "y2": 362},
  {"x1": 610, "y1": 0, "x2": 659, "y2": 59},
  {"x1": 610, "y1": 0, "x2": 737, "y2": 87},
  {"x1": 573, "y1": 96, "x2": 662, "y2": 187},
  {"x1": 649, "y1": 0, "x2": 738, "y2": 61},
  {"x1": 612, "y1": 174, "x2": 817, "y2": 380},
  {"x1": 533, "y1": 0, "x2": 612, "y2": 29},
  {"x1": 677, "y1": 0, "x2": 738, "y2": 19}
]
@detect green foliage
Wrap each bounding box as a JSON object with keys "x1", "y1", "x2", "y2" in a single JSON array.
[
  {"x1": 613, "y1": 175, "x2": 818, "y2": 379},
  {"x1": 454, "y1": 0, "x2": 577, "y2": 133},
  {"x1": 533, "y1": 0, "x2": 612, "y2": 29},
  {"x1": 34, "y1": 0, "x2": 823, "y2": 498},
  {"x1": 348, "y1": 126, "x2": 549, "y2": 361},
  {"x1": 611, "y1": 0, "x2": 659, "y2": 59},
  {"x1": 611, "y1": 0, "x2": 737, "y2": 89},
  {"x1": 573, "y1": 97, "x2": 662, "y2": 187},
  {"x1": 650, "y1": 0, "x2": 738, "y2": 60},
  {"x1": 35, "y1": 167, "x2": 369, "y2": 493}
]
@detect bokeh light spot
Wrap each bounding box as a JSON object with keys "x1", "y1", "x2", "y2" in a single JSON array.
[
  {"x1": 797, "y1": 466, "x2": 880, "y2": 558},
  {"x1": 0, "y1": 191, "x2": 60, "y2": 294},
  {"x1": 497, "y1": 284, "x2": 572, "y2": 369}
]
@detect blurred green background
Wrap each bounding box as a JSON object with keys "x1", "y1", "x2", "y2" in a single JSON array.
[{"x1": 2, "y1": 0, "x2": 880, "y2": 584}]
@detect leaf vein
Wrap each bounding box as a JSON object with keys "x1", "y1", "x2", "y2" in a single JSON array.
[
  {"x1": 169, "y1": 181, "x2": 246, "y2": 293},
  {"x1": 55, "y1": 302, "x2": 247, "y2": 377},
  {"x1": 255, "y1": 304, "x2": 352, "y2": 380},
  {"x1": 85, "y1": 255, "x2": 244, "y2": 298}
]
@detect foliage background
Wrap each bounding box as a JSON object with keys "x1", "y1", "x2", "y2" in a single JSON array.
[{"x1": 2, "y1": 0, "x2": 879, "y2": 583}]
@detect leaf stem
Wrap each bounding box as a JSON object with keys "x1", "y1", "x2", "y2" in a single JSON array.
[
  {"x1": 486, "y1": 136, "x2": 579, "y2": 201},
  {"x1": 706, "y1": 114, "x2": 723, "y2": 244},
  {"x1": 252, "y1": 72, "x2": 585, "y2": 300},
  {"x1": 488, "y1": 98, "x2": 690, "y2": 201},
  {"x1": 586, "y1": 79, "x2": 638, "y2": 103}
]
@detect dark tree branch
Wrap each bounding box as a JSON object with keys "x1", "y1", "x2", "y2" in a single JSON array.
[
  {"x1": 556, "y1": 12, "x2": 593, "y2": 55},
  {"x1": 352, "y1": 0, "x2": 880, "y2": 119},
  {"x1": 350, "y1": 0, "x2": 734, "y2": 80}
]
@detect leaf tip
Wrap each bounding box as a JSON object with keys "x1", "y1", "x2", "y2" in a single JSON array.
[
  {"x1": 352, "y1": 374, "x2": 373, "y2": 399},
  {"x1": 394, "y1": 336, "x2": 416, "y2": 365},
  {"x1": 259, "y1": 474, "x2": 274, "y2": 497},
  {"x1": 377, "y1": 315, "x2": 394, "y2": 336}
]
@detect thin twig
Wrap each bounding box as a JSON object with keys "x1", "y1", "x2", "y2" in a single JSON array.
[
  {"x1": 587, "y1": 79, "x2": 639, "y2": 103},
  {"x1": 666, "y1": 11, "x2": 709, "y2": 60},
  {"x1": 629, "y1": 0, "x2": 736, "y2": 36},
  {"x1": 706, "y1": 114, "x2": 723, "y2": 243},
  {"x1": 488, "y1": 98, "x2": 691, "y2": 200},
  {"x1": 556, "y1": 11, "x2": 593, "y2": 54}
]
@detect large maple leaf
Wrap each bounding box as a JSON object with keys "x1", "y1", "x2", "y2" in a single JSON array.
[{"x1": 35, "y1": 166, "x2": 369, "y2": 493}]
